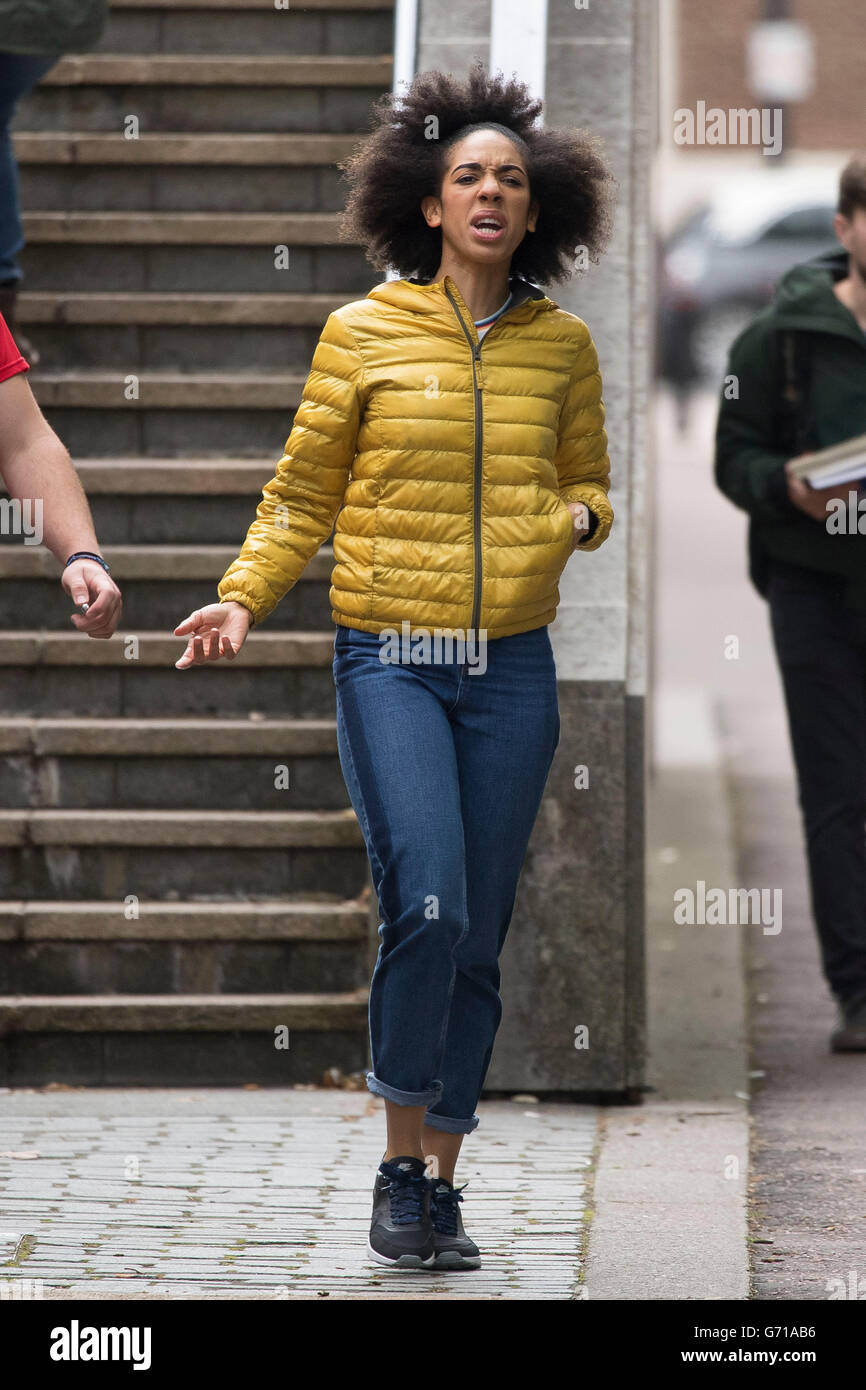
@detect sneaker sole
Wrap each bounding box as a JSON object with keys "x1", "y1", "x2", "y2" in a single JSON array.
[
  {"x1": 431, "y1": 1250, "x2": 481, "y2": 1270},
  {"x1": 366, "y1": 1240, "x2": 435, "y2": 1269},
  {"x1": 831, "y1": 1032, "x2": 866, "y2": 1052}
]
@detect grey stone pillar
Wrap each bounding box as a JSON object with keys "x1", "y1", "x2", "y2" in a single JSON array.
[{"x1": 412, "y1": 0, "x2": 654, "y2": 1094}]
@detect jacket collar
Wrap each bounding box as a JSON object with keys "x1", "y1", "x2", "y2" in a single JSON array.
[{"x1": 365, "y1": 272, "x2": 556, "y2": 322}]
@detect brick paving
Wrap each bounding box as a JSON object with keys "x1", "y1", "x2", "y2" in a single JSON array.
[{"x1": 0, "y1": 1089, "x2": 596, "y2": 1300}]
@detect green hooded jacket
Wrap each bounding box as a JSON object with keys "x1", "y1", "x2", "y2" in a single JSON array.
[
  {"x1": 0, "y1": 0, "x2": 108, "y2": 54},
  {"x1": 715, "y1": 245, "x2": 866, "y2": 613}
]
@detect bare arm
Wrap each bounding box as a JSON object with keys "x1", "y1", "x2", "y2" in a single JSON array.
[
  {"x1": 0, "y1": 372, "x2": 122, "y2": 636},
  {"x1": 0, "y1": 371, "x2": 100, "y2": 560}
]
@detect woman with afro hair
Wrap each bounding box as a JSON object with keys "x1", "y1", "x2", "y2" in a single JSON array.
[{"x1": 177, "y1": 60, "x2": 616, "y2": 1272}]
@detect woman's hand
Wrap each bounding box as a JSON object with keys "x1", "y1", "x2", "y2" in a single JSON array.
[
  {"x1": 566, "y1": 501, "x2": 591, "y2": 551},
  {"x1": 174, "y1": 601, "x2": 252, "y2": 669}
]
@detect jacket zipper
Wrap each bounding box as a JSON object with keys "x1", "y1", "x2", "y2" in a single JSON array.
[{"x1": 443, "y1": 284, "x2": 521, "y2": 637}]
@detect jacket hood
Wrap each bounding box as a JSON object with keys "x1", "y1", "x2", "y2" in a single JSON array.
[
  {"x1": 365, "y1": 272, "x2": 557, "y2": 321},
  {"x1": 770, "y1": 245, "x2": 860, "y2": 337}
]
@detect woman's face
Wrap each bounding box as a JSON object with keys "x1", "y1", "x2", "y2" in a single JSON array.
[{"x1": 421, "y1": 128, "x2": 538, "y2": 270}]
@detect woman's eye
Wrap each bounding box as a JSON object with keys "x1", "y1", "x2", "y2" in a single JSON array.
[{"x1": 456, "y1": 175, "x2": 522, "y2": 186}]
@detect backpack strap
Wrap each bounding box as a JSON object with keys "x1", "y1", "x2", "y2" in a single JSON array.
[{"x1": 777, "y1": 329, "x2": 813, "y2": 457}]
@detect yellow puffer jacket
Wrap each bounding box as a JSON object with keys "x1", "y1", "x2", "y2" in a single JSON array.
[{"x1": 217, "y1": 272, "x2": 613, "y2": 639}]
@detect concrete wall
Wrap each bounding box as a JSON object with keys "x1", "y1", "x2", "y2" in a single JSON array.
[{"x1": 410, "y1": 0, "x2": 654, "y2": 1092}]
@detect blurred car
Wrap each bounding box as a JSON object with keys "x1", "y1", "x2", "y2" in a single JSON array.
[{"x1": 658, "y1": 168, "x2": 840, "y2": 385}]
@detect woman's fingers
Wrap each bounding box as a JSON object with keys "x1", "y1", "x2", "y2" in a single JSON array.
[
  {"x1": 174, "y1": 607, "x2": 248, "y2": 670},
  {"x1": 176, "y1": 625, "x2": 240, "y2": 669}
]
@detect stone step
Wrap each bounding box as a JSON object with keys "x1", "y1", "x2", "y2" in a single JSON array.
[
  {"x1": 0, "y1": 941, "x2": 364, "y2": 998},
  {"x1": 22, "y1": 211, "x2": 351, "y2": 245},
  {"x1": 16, "y1": 291, "x2": 341, "y2": 326},
  {"x1": 0, "y1": 990, "x2": 368, "y2": 1029},
  {"x1": 0, "y1": 544, "x2": 332, "y2": 582},
  {"x1": 0, "y1": 898, "x2": 369, "y2": 997},
  {"x1": 0, "y1": 987, "x2": 369, "y2": 1086},
  {"x1": 0, "y1": 630, "x2": 335, "y2": 667},
  {"x1": 0, "y1": 896, "x2": 366, "y2": 941},
  {"x1": 0, "y1": 894, "x2": 368, "y2": 992},
  {"x1": 1, "y1": 1035, "x2": 368, "y2": 1085},
  {"x1": 19, "y1": 45, "x2": 390, "y2": 137},
  {"x1": 0, "y1": 716, "x2": 336, "y2": 757},
  {"x1": 0, "y1": 808, "x2": 366, "y2": 900},
  {"x1": 0, "y1": 750, "x2": 346, "y2": 813},
  {"x1": 0, "y1": 543, "x2": 333, "y2": 627},
  {"x1": 41, "y1": 54, "x2": 392, "y2": 87},
  {"x1": 13, "y1": 132, "x2": 362, "y2": 165},
  {"x1": 15, "y1": 135, "x2": 360, "y2": 215},
  {"x1": 20, "y1": 88, "x2": 379, "y2": 138},
  {"x1": 16, "y1": 323, "x2": 337, "y2": 378},
  {"x1": 19, "y1": 164, "x2": 349, "y2": 217},
  {"x1": 3, "y1": 459, "x2": 287, "y2": 545},
  {"x1": 21, "y1": 326, "x2": 326, "y2": 376},
  {"x1": 0, "y1": 628, "x2": 340, "y2": 715},
  {"x1": 0, "y1": 807, "x2": 363, "y2": 848},
  {"x1": 101, "y1": 1, "x2": 392, "y2": 56},
  {"x1": 112, "y1": 0, "x2": 388, "y2": 8},
  {"x1": 34, "y1": 408, "x2": 326, "y2": 459},
  {"x1": 0, "y1": 583, "x2": 331, "y2": 632},
  {"x1": 27, "y1": 371, "x2": 306, "y2": 408},
  {"x1": 70, "y1": 456, "x2": 277, "y2": 492},
  {"x1": 0, "y1": 716, "x2": 347, "y2": 811},
  {"x1": 16, "y1": 292, "x2": 345, "y2": 324},
  {"x1": 20, "y1": 243, "x2": 369, "y2": 298}
]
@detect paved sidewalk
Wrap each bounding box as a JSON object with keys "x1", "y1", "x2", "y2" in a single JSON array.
[
  {"x1": 720, "y1": 697, "x2": 866, "y2": 1299},
  {"x1": 0, "y1": 1088, "x2": 595, "y2": 1300},
  {"x1": 584, "y1": 698, "x2": 750, "y2": 1300}
]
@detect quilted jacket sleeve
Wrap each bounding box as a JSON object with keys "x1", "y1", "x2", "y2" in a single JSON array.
[
  {"x1": 554, "y1": 327, "x2": 614, "y2": 552},
  {"x1": 217, "y1": 312, "x2": 367, "y2": 625}
]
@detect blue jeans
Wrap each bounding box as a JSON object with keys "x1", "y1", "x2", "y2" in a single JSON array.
[
  {"x1": 0, "y1": 52, "x2": 61, "y2": 285},
  {"x1": 332, "y1": 622, "x2": 560, "y2": 1134}
]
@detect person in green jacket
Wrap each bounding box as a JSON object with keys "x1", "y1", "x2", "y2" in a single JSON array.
[
  {"x1": 715, "y1": 153, "x2": 866, "y2": 1053},
  {"x1": 0, "y1": 0, "x2": 109, "y2": 361}
]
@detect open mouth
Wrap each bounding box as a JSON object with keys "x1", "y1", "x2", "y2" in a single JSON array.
[
  {"x1": 475, "y1": 223, "x2": 508, "y2": 243},
  {"x1": 470, "y1": 215, "x2": 506, "y2": 242}
]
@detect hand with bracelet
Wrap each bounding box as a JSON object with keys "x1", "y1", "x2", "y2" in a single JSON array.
[{"x1": 63, "y1": 550, "x2": 122, "y2": 639}]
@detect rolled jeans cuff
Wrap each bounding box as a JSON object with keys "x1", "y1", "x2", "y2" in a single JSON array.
[
  {"x1": 365, "y1": 1070, "x2": 443, "y2": 1107},
  {"x1": 423, "y1": 1110, "x2": 480, "y2": 1135}
]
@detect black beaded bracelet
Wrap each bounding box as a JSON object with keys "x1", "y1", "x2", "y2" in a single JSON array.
[{"x1": 65, "y1": 551, "x2": 111, "y2": 575}]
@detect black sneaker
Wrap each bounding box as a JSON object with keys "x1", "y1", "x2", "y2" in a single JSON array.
[
  {"x1": 831, "y1": 993, "x2": 866, "y2": 1052},
  {"x1": 429, "y1": 1177, "x2": 481, "y2": 1269},
  {"x1": 367, "y1": 1155, "x2": 435, "y2": 1268}
]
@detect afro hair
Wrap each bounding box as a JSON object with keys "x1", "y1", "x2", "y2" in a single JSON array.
[{"x1": 337, "y1": 58, "x2": 616, "y2": 285}]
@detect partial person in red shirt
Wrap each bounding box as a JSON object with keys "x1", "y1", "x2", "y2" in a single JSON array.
[{"x1": 0, "y1": 310, "x2": 121, "y2": 636}]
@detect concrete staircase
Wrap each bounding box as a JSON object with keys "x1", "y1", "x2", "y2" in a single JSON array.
[{"x1": 0, "y1": 0, "x2": 393, "y2": 1084}]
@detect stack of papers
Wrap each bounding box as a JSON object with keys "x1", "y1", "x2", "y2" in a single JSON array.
[{"x1": 787, "y1": 432, "x2": 866, "y2": 488}]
